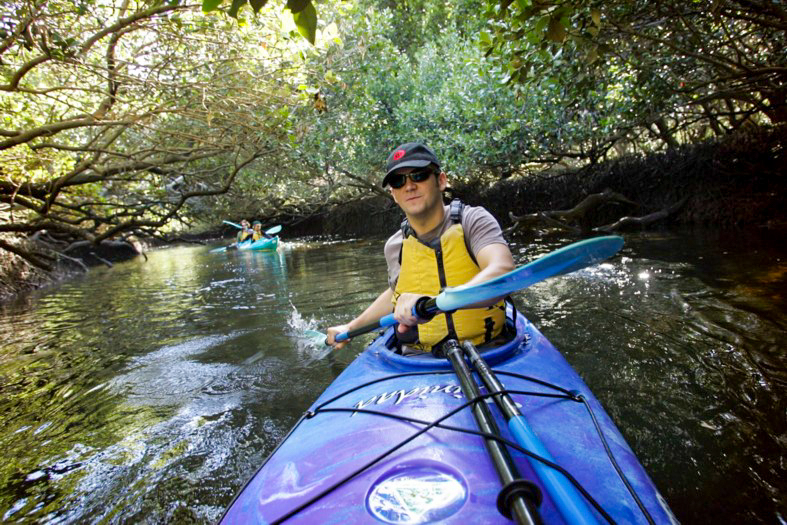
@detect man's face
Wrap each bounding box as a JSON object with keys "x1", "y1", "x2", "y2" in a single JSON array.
[{"x1": 389, "y1": 167, "x2": 446, "y2": 220}]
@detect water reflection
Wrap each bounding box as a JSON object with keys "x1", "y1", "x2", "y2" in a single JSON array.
[{"x1": 0, "y1": 231, "x2": 784, "y2": 523}]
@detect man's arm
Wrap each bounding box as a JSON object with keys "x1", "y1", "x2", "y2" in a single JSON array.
[
  {"x1": 326, "y1": 287, "x2": 394, "y2": 349},
  {"x1": 464, "y1": 242, "x2": 515, "y2": 287}
]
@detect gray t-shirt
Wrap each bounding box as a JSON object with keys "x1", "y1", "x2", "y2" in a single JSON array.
[{"x1": 384, "y1": 204, "x2": 508, "y2": 290}]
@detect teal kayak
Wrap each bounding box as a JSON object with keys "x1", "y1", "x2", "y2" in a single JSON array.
[
  {"x1": 211, "y1": 236, "x2": 279, "y2": 253},
  {"x1": 222, "y1": 304, "x2": 678, "y2": 524},
  {"x1": 239, "y1": 236, "x2": 278, "y2": 251}
]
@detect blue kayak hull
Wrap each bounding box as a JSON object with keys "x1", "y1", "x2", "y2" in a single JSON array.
[{"x1": 223, "y1": 309, "x2": 678, "y2": 524}]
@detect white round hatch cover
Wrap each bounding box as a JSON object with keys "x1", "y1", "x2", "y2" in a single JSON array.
[{"x1": 366, "y1": 465, "x2": 467, "y2": 524}]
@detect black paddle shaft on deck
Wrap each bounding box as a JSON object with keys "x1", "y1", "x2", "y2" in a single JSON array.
[{"x1": 443, "y1": 339, "x2": 542, "y2": 525}]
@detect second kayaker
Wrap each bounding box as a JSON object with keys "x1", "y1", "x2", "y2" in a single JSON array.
[
  {"x1": 251, "y1": 221, "x2": 273, "y2": 241},
  {"x1": 326, "y1": 142, "x2": 515, "y2": 355}
]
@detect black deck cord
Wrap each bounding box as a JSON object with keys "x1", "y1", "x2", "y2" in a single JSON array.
[
  {"x1": 577, "y1": 394, "x2": 657, "y2": 525},
  {"x1": 270, "y1": 392, "x2": 616, "y2": 525},
  {"x1": 317, "y1": 405, "x2": 614, "y2": 524},
  {"x1": 267, "y1": 370, "x2": 613, "y2": 523},
  {"x1": 494, "y1": 369, "x2": 658, "y2": 525}
]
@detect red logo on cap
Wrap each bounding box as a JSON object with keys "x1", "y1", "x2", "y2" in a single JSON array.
[{"x1": 393, "y1": 149, "x2": 405, "y2": 161}]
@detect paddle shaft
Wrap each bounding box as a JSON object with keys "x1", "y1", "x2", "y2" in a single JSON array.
[
  {"x1": 444, "y1": 340, "x2": 541, "y2": 525},
  {"x1": 461, "y1": 341, "x2": 600, "y2": 525}
]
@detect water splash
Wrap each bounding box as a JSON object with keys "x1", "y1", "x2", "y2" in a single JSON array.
[
  {"x1": 286, "y1": 302, "x2": 321, "y2": 333},
  {"x1": 286, "y1": 304, "x2": 332, "y2": 361}
]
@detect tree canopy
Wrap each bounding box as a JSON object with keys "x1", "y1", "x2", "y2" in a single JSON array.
[{"x1": 1, "y1": 0, "x2": 783, "y2": 270}]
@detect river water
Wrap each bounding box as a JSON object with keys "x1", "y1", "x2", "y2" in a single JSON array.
[{"x1": 0, "y1": 230, "x2": 784, "y2": 524}]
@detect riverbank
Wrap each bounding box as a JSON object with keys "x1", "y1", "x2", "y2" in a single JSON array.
[
  {"x1": 2, "y1": 125, "x2": 784, "y2": 301},
  {"x1": 284, "y1": 124, "x2": 786, "y2": 237},
  {"x1": 0, "y1": 236, "x2": 53, "y2": 301},
  {"x1": 0, "y1": 236, "x2": 145, "y2": 302}
]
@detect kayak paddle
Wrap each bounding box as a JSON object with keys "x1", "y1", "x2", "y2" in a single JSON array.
[
  {"x1": 223, "y1": 220, "x2": 282, "y2": 236},
  {"x1": 332, "y1": 235, "x2": 624, "y2": 343}
]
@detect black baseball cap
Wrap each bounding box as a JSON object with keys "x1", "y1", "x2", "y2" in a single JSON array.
[{"x1": 382, "y1": 142, "x2": 440, "y2": 187}]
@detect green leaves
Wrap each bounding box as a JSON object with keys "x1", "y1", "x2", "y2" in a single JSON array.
[
  {"x1": 202, "y1": 0, "x2": 313, "y2": 44},
  {"x1": 249, "y1": 0, "x2": 269, "y2": 13},
  {"x1": 202, "y1": 0, "x2": 222, "y2": 13},
  {"x1": 286, "y1": 0, "x2": 310, "y2": 13},
  {"x1": 292, "y1": 2, "x2": 317, "y2": 44},
  {"x1": 228, "y1": 0, "x2": 246, "y2": 17},
  {"x1": 546, "y1": 17, "x2": 566, "y2": 43}
]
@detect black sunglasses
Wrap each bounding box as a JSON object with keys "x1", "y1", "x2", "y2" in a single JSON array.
[{"x1": 387, "y1": 169, "x2": 435, "y2": 189}]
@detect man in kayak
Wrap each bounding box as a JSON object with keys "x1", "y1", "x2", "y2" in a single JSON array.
[{"x1": 327, "y1": 142, "x2": 515, "y2": 354}]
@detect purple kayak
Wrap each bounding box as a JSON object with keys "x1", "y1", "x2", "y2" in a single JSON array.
[{"x1": 222, "y1": 307, "x2": 678, "y2": 524}]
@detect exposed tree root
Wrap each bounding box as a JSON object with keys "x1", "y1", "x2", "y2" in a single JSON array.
[
  {"x1": 505, "y1": 189, "x2": 684, "y2": 235},
  {"x1": 594, "y1": 197, "x2": 689, "y2": 233}
]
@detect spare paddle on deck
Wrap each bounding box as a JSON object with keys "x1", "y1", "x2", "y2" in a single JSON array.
[
  {"x1": 444, "y1": 339, "x2": 541, "y2": 525},
  {"x1": 461, "y1": 341, "x2": 599, "y2": 525},
  {"x1": 332, "y1": 235, "x2": 623, "y2": 343}
]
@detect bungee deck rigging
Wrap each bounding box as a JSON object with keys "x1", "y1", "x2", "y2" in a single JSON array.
[
  {"x1": 222, "y1": 310, "x2": 676, "y2": 524},
  {"x1": 231, "y1": 366, "x2": 647, "y2": 524}
]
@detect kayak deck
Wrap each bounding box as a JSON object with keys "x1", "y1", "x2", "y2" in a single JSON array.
[{"x1": 223, "y1": 309, "x2": 677, "y2": 524}]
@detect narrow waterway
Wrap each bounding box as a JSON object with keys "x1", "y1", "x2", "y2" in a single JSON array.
[{"x1": 0, "y1": 229, "x2": 784, "y2": 524}]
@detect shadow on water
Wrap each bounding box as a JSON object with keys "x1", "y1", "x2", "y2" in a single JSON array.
[{"x1": 0, "y1": 230, "x2": 784, "y2": 523}]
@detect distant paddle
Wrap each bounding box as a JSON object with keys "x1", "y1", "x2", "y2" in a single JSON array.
[
  {"x1": 325, "y1": 235, "x2": 624, "y2": 344},
  {"x1": 223, "y1": 220, "x2": 282, "y2": 236}
]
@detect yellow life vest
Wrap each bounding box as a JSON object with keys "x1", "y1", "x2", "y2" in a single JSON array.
[{"x1": 393, "y1": 206, "x2": 506, "y2": 352}]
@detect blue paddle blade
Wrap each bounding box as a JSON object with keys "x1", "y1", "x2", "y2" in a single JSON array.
[
  {"x1": 223, "y1": 220, "x2": 242, "y2": 229},
  {"x1": 435, "y1": 235, "x2": 624, "y2": 312},
  {"x1": 303, "y1": 329, "x2": 328, "y2": 344},
  {"x1": 265, "y1": 225, "x2": 282, "y2": 235}
]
